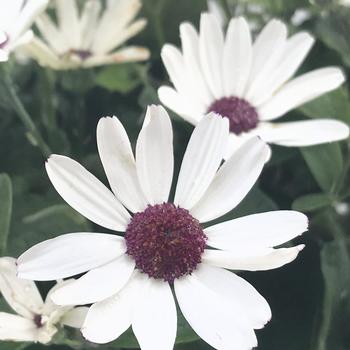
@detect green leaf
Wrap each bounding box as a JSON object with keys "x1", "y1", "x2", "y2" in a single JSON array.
[
  {"x1": 299, "y1": 87, "x2": 350, "y2": 124},
  {"x1": 315, "y1": 8, "x2": 350, "y2": 67},
  {"x1": 0, "y1": 174, "x2": 12, "y2": 255},
  {"x1": 292, "y1": 193, "x2": 334, "y2": 212},
  {"x1": 95, "y1": 64, "x2": 143, "y2": 93},
  {"x1": 316, "y1": 240, "x2": 350, "y2": 350},
  {"x1": 8, "y1": 203, "x2": 91, "y2": 257},
  {"x1": 301, "y1": 143, "x2": 343, "y2": 193}
]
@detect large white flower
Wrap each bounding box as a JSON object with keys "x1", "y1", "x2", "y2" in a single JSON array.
[
  {"x1": 0, "y1": 257, "x2": 87, "y2": 344},
  {"x1": 17, "y1": 106, "x2": 308, "y2": 350},
  {"x1": 24, "y1": 0, "x2": 150, "y2": 70},
  {"x1": 0, "y1": 0, "x2": 48, "y2": 62},
  {"x1": 158, "y1": 13, "x2": 349, "y2": 155}
]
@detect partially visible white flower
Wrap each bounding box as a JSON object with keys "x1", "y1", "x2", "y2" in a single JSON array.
[
  {"x1": 207, "y1": 0, "x2": 226, "y2": 28},
  {"x1": 334, "y1": 202, "x2": 350, "y2": 215},
  {"x1": 0, "y1": 0, "x2": 48, "y2": 62},
  {"x1": 17, "y1": 106, "x2": 308, "y2": 350},
  {"x1": 24, "y1": 0, "x2": 150, "y2": 70},
  {"x1": 0, "y1": 257, "x2": 87, "y2": 344},
  {"x1": 291, "y1": 8, "x2": 312, "y2": 27},
  {"x1": 158, "y1": 14, "x2": 349, "y2": 158},
  {"x1": 339, "y1": 0, "x2": 350, "y2": 6}
]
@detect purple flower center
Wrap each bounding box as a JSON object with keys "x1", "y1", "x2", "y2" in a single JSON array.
[
  {"x1": 33, "y1": 314, "x2": 43, "y2": 328},
  {"x1": 0, "y1": 32, "x2": 9, "y2": 49},
  {"x1": 69, "y1": 49, "x2": 92, "y2": 60},
  {"x1": 125, "y1": 203, "x2": 207, "y2": 283},
  {"x1": 208, "y1": 96, "x2": 258, "y2": 135}
]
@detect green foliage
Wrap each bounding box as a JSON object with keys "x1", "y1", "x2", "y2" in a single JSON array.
[
  {"x1": 292, "y1": 193, "x2": 334, "y2": 211},
  {"x1": 0, "y1": 174, "x2": 12, "y2": 255},
  {"x1": 301, "y1": 143, "x2": 343, "y2": 193},
  {"x1": 95, "y1": 64, "x2": 145, "y2": 94}
]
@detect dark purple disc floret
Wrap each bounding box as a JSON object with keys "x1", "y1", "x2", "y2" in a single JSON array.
[
  {"x1": 208, "y1": 96, "x2": 259, "y2": 135},
  {"x1": 125, "y1": 203, "x2": 207, "y2": 283}
]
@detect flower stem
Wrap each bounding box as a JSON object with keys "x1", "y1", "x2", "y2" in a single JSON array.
[{"x1": 1, "y1": 64, "x2": 51, "y2": 157}]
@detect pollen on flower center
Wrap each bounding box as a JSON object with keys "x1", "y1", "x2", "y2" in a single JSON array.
[
  {"x1": 208, "y1": 96, "x2": 259, "y2": 135},
  {"x1": 125, "y1": 203, "x2": 207, "y2": 283},
  {"x1": 69, "y1": 49, "x2": 92, "y2": 60}
]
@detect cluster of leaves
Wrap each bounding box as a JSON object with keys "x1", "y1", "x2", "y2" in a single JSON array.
[{"x1": 0, "y1": 0, "x2": 350, "y2": 349}]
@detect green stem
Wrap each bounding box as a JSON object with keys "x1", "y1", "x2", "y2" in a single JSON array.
[
  {"x1": 2, "y1": 65, "x2": 51, "y2": 157},
  {"x1": 331, "y1": 141, "x2": 350, "y2": 196},
  {"x1": 219, "y1": 0, "x2": 231, "y2": 18}
]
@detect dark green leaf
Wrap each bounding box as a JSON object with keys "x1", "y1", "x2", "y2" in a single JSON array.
[
  {"x1": 316, "y1": 239, "x2": 350, "y2": 350},
  {"x1": 95, "y1": 64, "x2": 143, "y2": 93},
  {"x1": 315, "y1": 8, "x2": 350, "y2": 67},
  {"x1": 299, "y1": 87, "x2": 350, "y2": 124},
  {"x1": 301, "y1": 143, "x2": 343, "y2": 192},
  {"x1": 0, "y1": 174, "x2": 12, "y2": 255},
  {"x1": 9, "y1": 203, "x2": 91, "y2": 257},
  {"x1": 292, "y1": 193, "x2": 334, "y2": 211}
]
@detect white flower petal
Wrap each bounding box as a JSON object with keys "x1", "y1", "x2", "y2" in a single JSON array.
[
  {"x1": 205, "y1": 210, "x2": 308, "y2": 250},
  {"x1": 157, "y1": 86, "x2": 202, "y2": 125},
  {"x1": 245, "y1": 19, "x2": 287, "y2": 103},
  {"x1": 24, "y1": 37, "x2": 63, "y2": 69},
  {"x1": 96, "y1": 18, "x2": 147, "y2": 55},
  {"x1": 258, "y1": 67, "x2": 345, "y2": 120},
  {"x1": 46, "y1": 154, "x2": 130, "y2": 231},
  {"x1": 97, "y1": 117, "x2": 147, "y2": 213},
  {"x1": 8, "y1": 0, "x2": 48, "y2": 44},
  {"x1": 253, "y1": 32, "x2": 315, "y2": 107},
  {"x1": 258, "y1": 120, "x2": 350, "y2": 146},
  {"x1": 83, "y1": 46, "x2": 150, "y2": 67},
  {"x1": 174, "y1": 113, "x2": 229, "y2": 210},
  {"x1": 92, "y1": 0, "x2": 143, "y2": 54},
  {"x1": 195, "y1": 264, "x2": 271, "y2": 328},
  {"x1": 180, "y1": 22, "x2": 213, "y2": 106},
  {"x1": 175, "y1": 269, "x2": 258, "y2": 350},
  {"x1": 35, "y1": 13, "x2": 66, "y2": 54},
  {"x1": 17, "y1": 233, "x2": 126, "y2": 280},
  {"x1": 43, "y1": 279, "x2": 74, "y2": 317},
  {"x1": 161, "y1": 44, "x2": 206, "y2": 114},
  {"x1": 55, "y1": 0, "x2": 80, "y2": 48},
  {"x1": 82, "y1": 272, "x2": 144, "y2": 344},
  {"x1": 0, "y1": 257, "x2": 43, "y2": 319},
  {"x1": 199, "y1": 13, "x2": 225, "y2": 98},
  {"x1": 132, "y1": 280, "x2": 176, "y2": 350},
  {"x1": 61, "y1": 307, "x2": 89, "y2": 328},
  {"x1": 136, "y1": 105, "x2": 174, "y2": 205},
  {"x1": 223, "y1": 17, "x2": 252, "y2": 98},
  {"x1": 191, "y1": 137, "x2": 269, "y2": 222},
  {"x1": 51, "y1": 254, "x2": 135, "y2": 306},
  {"x1": 0, "y1": 312, "x2": 37, "y2": 342},
  {"x1": 79, "y1": 0, "x2": 102, "y2": 50},
  {"x1": 203, "y1": 245, "x2": 305, "y2": 271}
]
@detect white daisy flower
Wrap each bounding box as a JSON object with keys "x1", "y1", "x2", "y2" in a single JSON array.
[
  {"x1": 158, "y1": 14, "x2": 349, "y2": 156},
  {"x1": 24, "y1": 0, "x2": 150, "y2": 70},
  {"x1": 0, "y1": 0, "x2": 48, "y2": 62},
  {"x1": 0, "y1": 257, "x2": 87, "y2": 344},
  {"x1": 17, "y1": 106, "x2": 308, "y2": 350}
]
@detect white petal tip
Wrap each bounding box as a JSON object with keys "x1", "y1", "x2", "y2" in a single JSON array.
[{"x1": 297, "y1": 244, "x2": 306, "y2": 252}]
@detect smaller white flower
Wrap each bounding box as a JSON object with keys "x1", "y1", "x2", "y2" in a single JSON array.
[
  {"x1": 0, "y1": 257, "x2": 87, "y2": 344},
  {"x1": 24, "y1": 0, "x2": 150, "y2": 70},
  {"x1": 0, "y1": 0, "x2": 48, "y2": 62},
  {"x1": 159, "y1": 13, "x2": 349, "y2": 157}
]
